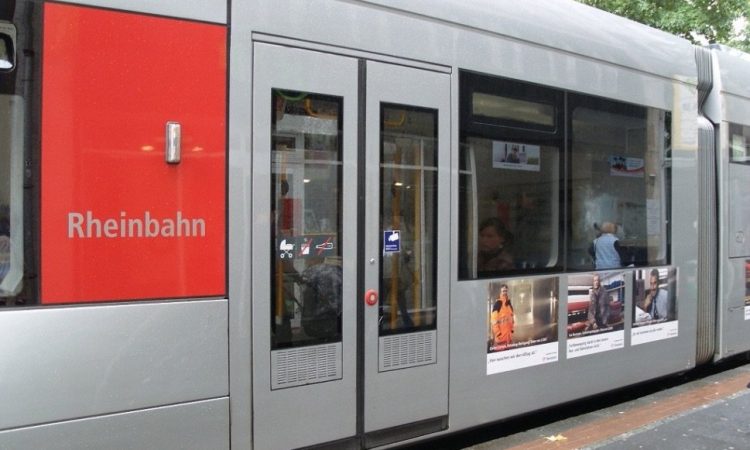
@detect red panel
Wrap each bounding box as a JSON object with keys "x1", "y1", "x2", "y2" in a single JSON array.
[{"x1": 41, "y1": 3, "x2": 226, "y2": 303}]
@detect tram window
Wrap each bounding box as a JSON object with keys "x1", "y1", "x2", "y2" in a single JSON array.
[
  {"x1": 729, "y1": 123, "x2": 750, "y2": 164},
  {"x1": 460, "y1": 137, "x2": 562, "y2": 277},
  {"x1": 458, "y1": 70, "x2": 671, "y2": 280},
  {"x1": 0, "y1": 94, "x2": 23, "y2": 302},
  {"x1": 270, "y1": 90, "x2": 343, "y2": 350},
  {"x1": 379, "y1": 104, "x2": 438, "y2": 335},
  {"x1": 0, "y1": 8, "x2": 37, "y2": 307},
  {"x1": 568, "y1": 96, "x2": 670, "y2": 269},
  {"x1": 459, "y1": 71, "x2": 563, "y2": 279}
]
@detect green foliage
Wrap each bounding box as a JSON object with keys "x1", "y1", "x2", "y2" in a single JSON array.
[{"x1": 578, "y1": 0, "x2": 750, "y2": 52}]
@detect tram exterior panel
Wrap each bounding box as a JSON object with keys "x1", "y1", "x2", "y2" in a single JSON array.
[
  {"x1": 707, "y1": 48, "x2": 750, "y2": 360},
  {"x1": 0, "y1": 0, "x2": 739, "y2": 449}
]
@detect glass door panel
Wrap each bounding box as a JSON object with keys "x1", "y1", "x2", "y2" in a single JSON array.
[
  {"x1": 271, "y1": 91, "x2": 343, "y2": 350},
  {"x1": 379, "y1": 104, "x2": 438, "y2": 335}
]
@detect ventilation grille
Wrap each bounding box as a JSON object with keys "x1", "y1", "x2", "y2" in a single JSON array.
[
  {"x1": 271, "y1": 343, "x2": 342, "y2": 390},
  {"x1": 379, "y1": 330, "x2": 437, "y2": 372}
]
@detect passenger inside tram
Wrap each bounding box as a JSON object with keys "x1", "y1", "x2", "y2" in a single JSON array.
[
  {"x1": 588, "y1": 221, "x2": 627, "y2": 270},
  {"x1": 477, "y1": 217, "x2": 514, "y2": 276}
]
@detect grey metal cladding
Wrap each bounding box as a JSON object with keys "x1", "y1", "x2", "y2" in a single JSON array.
[
  {"x1": 715, "y1": 48, "x2": 750, "y2": 102},
  {"x1": 358, "y1": 0, "x2": 696, "y2": 83},
  {"x1": 0, "y1": 299, "x2": 228, "y2": 430},
  {"x1": 56, "y1": 0, "x2": 227, "y2": 24},
  {"x1": 0, "y1": 398, "x2": 229, "y2": 450}
]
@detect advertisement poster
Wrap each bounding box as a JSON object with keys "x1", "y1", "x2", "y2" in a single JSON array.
[
  {"x1": 492, "y1": 141, "x2": 541, "y2": 172},
  {"x1": 632, "y1": 267, "x2": 678, "y2": 345},
  {"x1": 567, "y1": 272, "x2": 625, "y2": 359},
  {"x1": 487, "y1": 277, "x2": 559, "y2": 375},
  {"x1": 745, "y1": 261, "x2": 750, "y2": 321},
  {"x1": 609, "y1": 156, "x2": 644, "y2": 178}
]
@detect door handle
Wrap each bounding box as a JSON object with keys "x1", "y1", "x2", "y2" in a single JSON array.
[{"x1": 165, "y1": 121, "x2": 181, "y2": 164}]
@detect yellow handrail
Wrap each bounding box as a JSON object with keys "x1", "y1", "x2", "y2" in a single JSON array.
[
  {"x1": 390, "y1": 145, "x2": 402, "y2": 330},
  {"x1": 412, "y1": 140, "x2": 422, "y2": 326},
  {"x1": 304, "y1": 98, "x2": 338, "y2": 120},
  {"x1": 384, "y1": 110, "x2": 406, "y2": 128}
]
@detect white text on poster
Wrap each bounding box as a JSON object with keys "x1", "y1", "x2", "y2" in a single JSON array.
[
  {"x1": 567, "y1": 330, "x2": 624, "y2": 359},
  {"x1": 487, "y1": 342, "x2": 558, "y2": 375},
  {"x1": 631, "y1": 320, "x2": 679, "y2": 346}
]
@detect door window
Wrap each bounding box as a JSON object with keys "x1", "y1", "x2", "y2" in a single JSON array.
[
  {"x1": 271, "y1": 90, "x2": 343, "y2": 349},
  {"x1": 379, "y1": 104, "x2": 438, "y2": 335}
]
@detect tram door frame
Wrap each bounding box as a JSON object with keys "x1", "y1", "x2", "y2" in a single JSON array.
[{"x1": 249, "y1": 43, "x2": 450, "y2": 449}]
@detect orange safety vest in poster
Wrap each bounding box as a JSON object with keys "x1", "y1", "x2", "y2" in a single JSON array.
[{"x1": 491, "y1": 296, "x2": 514, "y2": 346}]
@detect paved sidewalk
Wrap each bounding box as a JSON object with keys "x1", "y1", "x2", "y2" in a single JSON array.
[
  {"x1": 593, "y1": 375, "x2": 750, "y2": 449},
  {"x1": 411, "y1": 358, "x2": 750, "y2": 449},
  {"x1": 477, "y1": 360, "x2": 750, "y2": 450}
]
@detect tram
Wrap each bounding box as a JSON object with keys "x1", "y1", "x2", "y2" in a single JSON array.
[{"x1": 0, "y1": 0, "x2": 749, "y2": 448}]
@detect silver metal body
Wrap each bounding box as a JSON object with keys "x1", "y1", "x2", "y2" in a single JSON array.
[
  {"x1": 704, "y1": 47, "x2": 750, "y2": 360},
  {"x1": 3, "y1": 0, "x2": 739, "y2": 448}
]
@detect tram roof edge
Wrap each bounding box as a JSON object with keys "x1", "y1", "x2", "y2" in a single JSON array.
[
  {"x1": 711, "y1": 45, "x2": 750, "y2": 101},
  {"x1": 356, "y1": 0, "x2": 698, "y2": 84}
]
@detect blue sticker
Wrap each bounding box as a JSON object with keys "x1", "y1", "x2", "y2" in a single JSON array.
[{"x1": 383, "y1": 230, "x2": 401, "y2": 253}]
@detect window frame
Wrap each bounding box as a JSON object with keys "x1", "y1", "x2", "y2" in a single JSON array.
[
  {"x1": 458, "y1": 70, "x2": 672, "y2": 280},
  {"x1": 269, "y1": 89, "x2": 345, "y2": 350}
]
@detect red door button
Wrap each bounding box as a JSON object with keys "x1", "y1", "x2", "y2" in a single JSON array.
[{"x1": 365, "y1": 289, "x2": 378, "y2": 306}]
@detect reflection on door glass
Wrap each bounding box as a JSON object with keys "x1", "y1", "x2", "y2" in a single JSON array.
[
  {"x1": 380, "y1": 104, "x2": 438, "y2": 335},
  {"x1": 271, "y1": 90, "x2": 343, "y2": 349}
]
